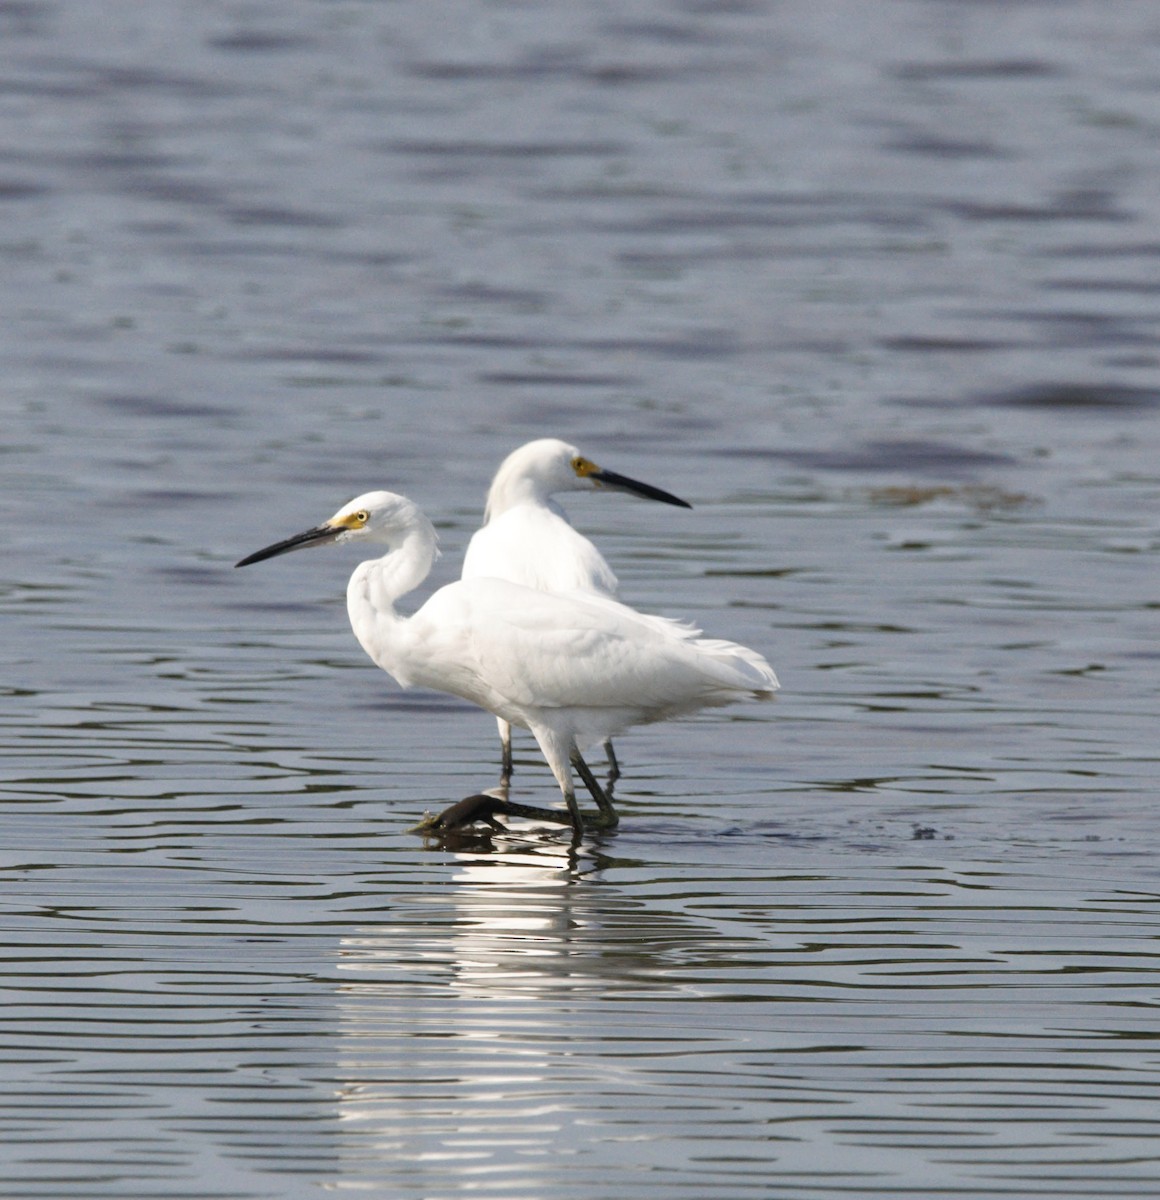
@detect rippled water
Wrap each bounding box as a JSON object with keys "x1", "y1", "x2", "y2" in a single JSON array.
[{"x1": 3, "y1": 1, "x2": 1159, "y2": 1196}]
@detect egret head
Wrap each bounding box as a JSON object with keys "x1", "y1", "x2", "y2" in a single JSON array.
[
  {"x1": 486, "y1": 438, "x2": 691, "y2": 517},
  {"x1": 235, "y1": 490, "x2": 429, "y2": 567}
]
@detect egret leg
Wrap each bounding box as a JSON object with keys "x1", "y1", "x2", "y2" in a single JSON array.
[
  {"x1": 603, "y1": 739, "x2": 620, "y2": 793},
  {"x1": 497, "y1": 717, "x2": 514, "y2": 784},
  {"x1": 572, "y1": 751, "x2": 619, "y2": 829},
  {"x1": 416, "y1": 732, "x2": 615, "y2": 838},
  {"x1": 562, "y1": 788, "x2": 584, "y2": 841}
]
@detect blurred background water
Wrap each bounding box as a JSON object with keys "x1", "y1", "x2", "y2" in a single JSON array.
[{"x1": 2, "y1": 1, "x2": 1159, "y2": 1196}]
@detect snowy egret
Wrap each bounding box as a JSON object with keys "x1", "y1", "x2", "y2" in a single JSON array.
[
  {"x1": 236, "y1": 490, "x2": 778, "y2": 838},
  {"x1": 462, "y1": 438, "x2": 691, "y2": 787}
]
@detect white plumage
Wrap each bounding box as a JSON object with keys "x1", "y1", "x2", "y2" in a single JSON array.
[
  {"x1": 237, "y1": 488, "x2": 778, "y2": 838},
  {"x1": 462, "y1": 438, "x2": 693, "y2": 784}
]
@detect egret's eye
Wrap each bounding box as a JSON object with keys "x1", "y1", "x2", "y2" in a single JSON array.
[
  {"x1": 355, "y1": 510, "x2": 369, "y2": 524},
  {"x1": 572, "y1": 457, "x2": 596, "y2": 477}
]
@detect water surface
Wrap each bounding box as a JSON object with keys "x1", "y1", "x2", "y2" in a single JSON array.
[{"x1": 2, "y1": 1, "x2": 1159, "y2": 1196}]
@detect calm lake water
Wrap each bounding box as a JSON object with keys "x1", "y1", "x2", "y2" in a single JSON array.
[{"x1": 3, "y1": 1, "x2": 1160, "y2": 1196}]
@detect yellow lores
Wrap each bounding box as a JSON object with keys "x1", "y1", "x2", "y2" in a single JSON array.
[{"x1": 328, "y1": 509, "x2": 370, "y2": 531}]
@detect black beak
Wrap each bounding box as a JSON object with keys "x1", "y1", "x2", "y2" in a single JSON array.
[
  {"x1": 235, "y1": 523, "x2": 341, "y2": 568},
  {"x1": 590, "y1": 468, "x2": 692, "y2": 509}
]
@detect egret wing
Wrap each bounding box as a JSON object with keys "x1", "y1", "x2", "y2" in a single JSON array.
[{"x1": 458, "y1": 581, "x2": 770, "y2": 713}]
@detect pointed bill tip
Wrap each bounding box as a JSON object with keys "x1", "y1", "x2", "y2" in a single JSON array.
[
  {"x1": 592, "y1": 468, "x2": 692, "y2": 509},
  {"x1": 234, "y1": 523, "x2": 341, "y2": 568}
]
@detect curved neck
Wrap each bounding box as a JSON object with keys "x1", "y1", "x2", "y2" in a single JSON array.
[
  {"x1": 372, "y1": 518, "x2": 439, "y2": 608},
  {"x1": 345, "y1": 513, "x2": 439, "y2": 679},
  {"x1": 484, "y1": 460, "x2": 557, "y2": 521},
  {"x1": 485, "y1": 477, "x2": 567, "y2": 523}
]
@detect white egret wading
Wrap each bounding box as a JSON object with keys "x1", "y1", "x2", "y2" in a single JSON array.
[
  {"x1": 462, "y1": 438, "x2": 692, "y2": 789},
  {"x1": 236, "y1": 490, "x2": 778, "y2": 838}
]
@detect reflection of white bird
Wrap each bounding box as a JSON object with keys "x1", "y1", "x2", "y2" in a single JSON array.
[
  {"x1": 236, "y1": 490, "x2": 778, "y2": 839},
  {"x1": 462, "y1": 438, "x2": 692, "y2": 789}
]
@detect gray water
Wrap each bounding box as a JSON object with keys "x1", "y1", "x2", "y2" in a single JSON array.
[{"x1": 3, "y1": 1, "x2": 1160, "y2": 1196}]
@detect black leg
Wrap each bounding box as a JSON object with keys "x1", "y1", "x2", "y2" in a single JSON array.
[
  {"x1": 572, "y1": 752, "x2": 620, "y2": 829},
  {"x1": 500, "y1": 729, "x2": 513, "y2": 786},
  {"x1": 414, "y1": 752, "x2": 619, "y2": 838},
  {"x1": 604, "y1": 740, "x2": 621, "y2": 793}
]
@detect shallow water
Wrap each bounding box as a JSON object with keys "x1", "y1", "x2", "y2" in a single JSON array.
[{"x1": 3, "y1": 1, "x2": 1160, "y2": 1196}]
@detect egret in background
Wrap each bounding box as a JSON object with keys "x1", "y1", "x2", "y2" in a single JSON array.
[
  {"x1": 462, "y1": 438, "x2": 691, "y2": 789},
  {"x1": 236, "y1": 490, "x2": 778, "y2": 839}
]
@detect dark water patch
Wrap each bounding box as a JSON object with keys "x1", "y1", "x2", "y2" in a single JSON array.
[
  {"x1": 406, "y1": 50, "x2": 588, "y2": 83},
  {"x1": 233, "y1": 345, "x2": 389, "y2": 366},
  {"x1": 157, "y1": 565, "x2": 234, "y2": 588},
  {"x1": 1052, "y1": 240, "x2": 1160, "y2": 259},
  {"x1": 979, "y1": 383, "x2": 1160, "y2": 411},
  {"x1": 477, "y1": 371, "x2": 640, "y2": 388},
  {"x1": 618, "y1": 245, "x2": 774, "y2": 271},
  {"x1": 380, "y1": 138, "x2": 626, "y2": 159},
  {"x1": 0, "y1": 177, "x2": 49, "y2": 199},
  {"x1": 74, "y1": 149, "x2": 185, "y2": 173},
  {"x1": 944, "y1": 189, "x2": 1128, "y2": 223},
  {"x1": 226, "y1": 205, "x2": 345, "y2": 229},
  {"x1": 0, "y1": 580, "x2": 76, "y2": 609},
  {"x1": 732, "y1": 186, "x2": 928, "y2": 217},
  {"x1": 101, "y1": 488, "x2": 221, "y2": 508},
  {"x1": 867, "y1": 484, "x2": 1035, "y2": 511},
  {"x1": 586, "y1": 61, "x2": 717, "y2": 86},
  {"x1": 883, "y1": 132, "x2": 1010, "y2": 160},
  {"x1": 175, "y1": 236, "x2": 337, "y2": 260},
  {"x1": 96, "y1": 63, "x2": 241, "y2": 101},
  {"x1": 128, "y1": 175, "x2": 228, "y2": 208},
  {"x1": 612, "y1": 206, "x2": 806, "y2": 234},
  {"x1": 718, "y1": 440, "x2": 1017, "y2": 474},
  {"x1": 437, "y1": 282, "x2": 550, "y2": 309},
  {"x1": 1044, "y1": 277, "x2": 1160, "y2": 295},
  {"x1": 1017, "y1": 309, "x2": 1153, "y2": 348},
  {"x1": 97, "y1": 394, "x2": 235, "y2": 420},
  {"x1": 584, "y1": 329, "x2": 741, "y2": 360},
  {"x1": 0, "y1": 2, "x2": 49, "y2": 36},
  {"x1": 540, "y1": 181, "x2": 694, "y2": 203},
  {"x1": 596, "y1": 194, "x2": 932, "y2": 235},
  {"x1": 415, "y1": 330, "x2": 546, "y2": 350},
  {"x1": 678, "y1": 0, "x2": 768, "y2": 16},
  {"x1": 0, "y1": 73, "x2": 101, "y2": 100},
  {"x1": 356, "y1": 693, "x2": 478, "y2": 716},
  {"x1": 888, "y1": 312, "x2": 1152, "y2": 360},
  {"x1": 704, "y1": 566, "x2": 804, "y2": 579},
  {"x1": 207, "y1": 32, "x2": 317, "y2": 54},
  {"x1": 891, "y1": 58, "x2": 1062, "y2": 83},
  {"x1": 881, "y1": 335, "x2": 1020, "y2": 353},
  {"x1": 405, "y1": 55, "x2": 718, "y2": 87},
  {"x1": 804, "y1": 619, "x2": 915, "y2": 636},
  {"x1": 422, "y1": 328, "x2": 741, "y2": 360},
  {"x1": 595, "y1": 205, "x2": 820, "y2": 236},
  {"x1": 602, "y1": 20, "x2": 717, "y2": 45}
]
